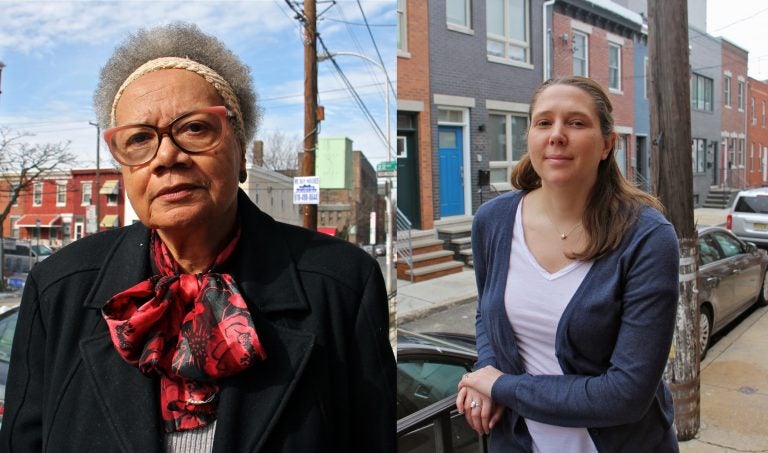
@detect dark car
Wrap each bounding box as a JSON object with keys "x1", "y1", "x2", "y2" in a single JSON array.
[
  {"x1": 0, "y1": 304, "x2": 19, "y2": 428},
  {"x1": 397, "y1": 329, "x2": 486, "y2": 453},
  {"x1": 698, "y1": 227, "x2": 768, "y2": 357}
]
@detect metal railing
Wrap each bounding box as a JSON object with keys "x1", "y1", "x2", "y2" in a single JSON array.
[{"x1": 396, "y1": 208, "x2": 414, "y2": 282}]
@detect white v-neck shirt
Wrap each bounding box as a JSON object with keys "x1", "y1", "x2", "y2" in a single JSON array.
[{"x1": 504, "y1": 200, "x2": 597, "y2": 453}]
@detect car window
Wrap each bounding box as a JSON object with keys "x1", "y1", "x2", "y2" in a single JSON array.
[
  {"x1": 734, "y1": 195, "x2": 768, "y2": 213},
  {"x1": 0, "y1": 310, "x2": 18, "y2": 363},
  {"x1": 698, "y1": 234, "x2": 724, "y2": 266},
  {"x1": 397, "y1": 359, "x2": 471, "y2": 419},
  {"x1": 712, "y1": 232, "x2": 744, "y2": 259}
]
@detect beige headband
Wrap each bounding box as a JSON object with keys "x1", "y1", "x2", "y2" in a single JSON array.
[{"x1": 110, "y1": 56, "x2": 245, "y2": 144}]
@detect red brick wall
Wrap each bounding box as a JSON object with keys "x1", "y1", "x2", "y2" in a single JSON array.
[
  {"x1": 721, "y1": 40, "x2": 749, "y2": 185},
  {"x1": 747, "y1": 78, "x2": 768, "y2": 186},
  {"x1": 397, "y1": 0, "x2": 433, "y2": 229}
]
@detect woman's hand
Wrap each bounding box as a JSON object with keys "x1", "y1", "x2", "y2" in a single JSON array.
[{"x1": 456, "y1": 366, "x2": 505, "y2": 435}]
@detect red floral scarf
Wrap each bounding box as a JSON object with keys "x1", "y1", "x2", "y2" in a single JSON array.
[{"x1": 102, "y1": 229, "x2": 266, "y2": 432}]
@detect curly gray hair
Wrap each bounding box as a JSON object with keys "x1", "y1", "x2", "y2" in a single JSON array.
[{"x1": 93, "y1": 22, "x2": 261, "y2": 146}]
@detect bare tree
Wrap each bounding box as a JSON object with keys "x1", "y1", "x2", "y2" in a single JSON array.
[
  {"x1": 258, "y1": 131, "x2": 301, "y2": 171},
  {"x1": 0, "y1": 128, "x2": 78, "y2": 286}
]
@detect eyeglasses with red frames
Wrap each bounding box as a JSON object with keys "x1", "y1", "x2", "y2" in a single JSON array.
[{"x1": 103, "y1": 105, "x2": 234, "y2": 167}]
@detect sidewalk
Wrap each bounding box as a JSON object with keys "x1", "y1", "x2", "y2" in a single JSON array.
[{"x1": 396, "y1": 207, "x2": 768, "y2": 450}]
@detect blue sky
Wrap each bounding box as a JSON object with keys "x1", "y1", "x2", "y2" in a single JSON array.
[{"x1": 0, "y1": 0, "x2": 396, "y2": 169}]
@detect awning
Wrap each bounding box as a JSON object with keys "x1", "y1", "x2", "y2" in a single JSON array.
[
  {"x1": 15, "y1": 214, "x2": 61, "y2": 228},
  {"x1": 99, "y1": 180, "x2": 119, "y2": 195},
  {"x1": 318, "y1": 227, "x2": 337, "y2": 237},
  {"x1": 99, "y1": 214, "x2": 119, "y2": 228}
]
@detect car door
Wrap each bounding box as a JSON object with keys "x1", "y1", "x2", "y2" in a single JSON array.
[
  {"x1": 397, "y1": 354, "x2": 482, "y2": 453},
  {"x1": 711, "y1": 231, "x2": 762, "y2": 319},
  {"x1": 698, "y1": 233, "x2": 734, "y2": 331}
]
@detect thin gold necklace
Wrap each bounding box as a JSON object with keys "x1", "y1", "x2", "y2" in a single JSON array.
[{"x1": 543, "y1": 204, "x2": 582, "y2": 240}]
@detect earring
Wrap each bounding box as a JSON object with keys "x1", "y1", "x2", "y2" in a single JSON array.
[{"x1": 238, "y1": 169, "x2": 247, "y2": 183}]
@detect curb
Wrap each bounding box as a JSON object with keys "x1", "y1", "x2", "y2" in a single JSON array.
[{"x1": 397, "y1": 293, "x2": 477, "y2": 324}]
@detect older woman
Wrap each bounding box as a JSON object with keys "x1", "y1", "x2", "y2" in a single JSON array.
[{"x1": 0, "y1": 23, "x2": 395, "y2": 452}]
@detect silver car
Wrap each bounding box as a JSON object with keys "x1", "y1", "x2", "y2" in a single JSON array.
[
  {"x1": 697, "y1": 227, "x2": 768, "y2": 358},
  {"x1": 727, "y1": 187, "x2": 768, "y2": 247}
]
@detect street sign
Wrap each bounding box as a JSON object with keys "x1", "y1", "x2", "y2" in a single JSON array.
[
  {"x1": 377, "y1": 161, "x2": 397, "y2": 178},
  {"x1": 376, "y1": 161, "x2": 396, "y2": 172},
  {"x1": 293, "y1": 176, "x2": 320, "y2": 205}
]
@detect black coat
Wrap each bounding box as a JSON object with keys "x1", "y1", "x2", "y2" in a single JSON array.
[{"x1": 0, "y1": 192, "x2": 396, "y2": 452}]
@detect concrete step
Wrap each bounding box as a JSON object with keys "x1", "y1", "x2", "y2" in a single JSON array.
[
  {"x1": 434, "y1": 215, "x2": 473, "y2": 227},
  {"x1": 401, "y1": 260, "x2": 465, "y2": 282},
  {"x1": 399, "y1": 250, "x2": 456, "y2": 269},
  {"x1": 458, "y1": 249, "x2": 474, "y2": 265},
  {"x1": 398, "y1": 236, "x2": 443, "y2": 251},
  {"x1": 398, "y1": 228, "x2": 437, "y2": 241}
]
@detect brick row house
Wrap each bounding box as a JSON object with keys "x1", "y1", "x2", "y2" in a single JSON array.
[
  {"x1": 747, "y1": 77, "x2": 768, "y2": 187},
  {"x1": 1, "y1": 168, "x2": 124, "y2": 249}
]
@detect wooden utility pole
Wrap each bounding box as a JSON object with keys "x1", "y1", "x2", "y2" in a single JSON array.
[
  {"x1": 648, "y1": 0, "x2": 699, "y2": 441},
  {"x1": 302, "y1": 0, "x2": 318, "y2": 230}
]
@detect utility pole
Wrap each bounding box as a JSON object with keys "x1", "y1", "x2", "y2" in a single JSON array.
[
  {"x1": 301, "y1": 0, "x2": 318, "y2": 230},
  {"x1": 648, "y1": 0, "x2": 699, "y2": 441},
  {"x1": 89, "y1": 121, "x2": 101, "y2": 235}
]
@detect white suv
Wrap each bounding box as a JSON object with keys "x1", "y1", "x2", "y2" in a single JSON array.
[{"x1": 727, "y1": 188, "x2": 768, "y2": 247}]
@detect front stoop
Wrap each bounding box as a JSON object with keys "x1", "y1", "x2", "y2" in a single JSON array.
[
  {"x1": 703, "y1": 187, "x2": 736, "y2": 209},
  {"x1": 397, "y1": 229, "x2": 465, "y2": 281},
  {"x1": 435, "y1": 215, "x2": 474, "y2": 267}
]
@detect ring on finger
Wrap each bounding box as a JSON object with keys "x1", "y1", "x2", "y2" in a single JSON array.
[{"x1": 470, "y1": 400, "x2": 482, "y2": 409}]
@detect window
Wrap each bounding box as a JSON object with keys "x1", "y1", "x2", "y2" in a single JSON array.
[
  {"x1": 56, "y1": 181, "x2": 67, "y2": 206},
  {"x1": 33, "y1": 182, "x2": 42, "y2": 206},
  {"x1": 751, "y1": 143, "x2": 755, "y2": 172},
  {"x1": 106, "y1": 194, "x2": 118, "y2": 206},
  {"x1": 397, "y1": 0, "x2": 407, "y2": 52},
  {"x1": 486, "y1": 0, "x2": 529, "y2": 64},
  {"x1": 739, "y1": 138, "x2": 745, "y2": 167},
  {"x1": 608, "y1": 44, "x2": 621, "y2": 91},
  {"x1": 690, "y1": 73, "x2": 713, "y2": 112},
  {"x1": 488, "y1": 113, "x2": 528, "y2": 186},
  {"x1": 644, "y1": 57, "x2": 649, "y2": 99},
  {"x1": 692, "y1": 138, "x2": 706, "y2": 174},
  {"x1": 82, "y1": 181, "x2": 92, "y2": 205},
  {"x1": 738, "y1": 80, "x2": 745, "y2": 111},
  {"x1": 724, "y1": 75, "x2": 731, "y2": 107},
  {"x1": 572, "y1": 32, "x2": 588, "y2": 76},
  {"x1": 10, "y1": 216, "x2": 19, "y2": 239},
  {"x1": 615, "y1": 135, "x2": 628, "y2": 175},
  {"x1": 763, "y1": 101, "x2": 766, "y2": 127},
  {"x1": 752, "y1": 97, "x2": 757, "y2": 125},
  {"x1": 447, "y1": 0, "x2": 471, "y2": 29}
]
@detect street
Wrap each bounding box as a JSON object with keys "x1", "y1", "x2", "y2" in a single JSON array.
[{"x1": 400, "y1": 298, "x2": 475, "y2": 336}]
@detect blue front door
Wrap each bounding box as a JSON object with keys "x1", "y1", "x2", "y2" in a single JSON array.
[{"x1": 438, "y1": 126, "x2": 464, "y2": 217}]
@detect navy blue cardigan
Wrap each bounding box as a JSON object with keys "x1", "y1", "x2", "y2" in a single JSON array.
[{"x1": 473, "y1": 191, "x2": 680, "y2": 452}]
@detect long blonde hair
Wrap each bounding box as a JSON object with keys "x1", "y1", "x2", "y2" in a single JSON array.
[{"x1": 510, "y1": 76, "x2": 664, "y2": 261}]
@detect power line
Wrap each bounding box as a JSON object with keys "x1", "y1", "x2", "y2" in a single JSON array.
[
  {"x1": 355, "y1": 0, "x2": 395, "y2": 100},
  {"x1": 322, "y1": 17, "x2": 395, "y2": 27}
]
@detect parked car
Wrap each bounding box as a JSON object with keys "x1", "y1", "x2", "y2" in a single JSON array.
[
  {"x1": 0, "y1": 304, "x2": 20, "y2": 429},
  {"x1": 3, "y1": 241, "x2": 53, "y2": 274},
  {"x1": 397, "y1": 329, "x2": 486, "y2": 453},
  {"x1": 697, "y1": 227, "x2": 768, "y2": 357},
  {"x1": 726, "y1": 187, "x2": 768, "y2": 247}
]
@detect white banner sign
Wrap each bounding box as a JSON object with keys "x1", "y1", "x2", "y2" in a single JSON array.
[{"x1": 293, "y1": 176, "x2": 320, "y2": 205}]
